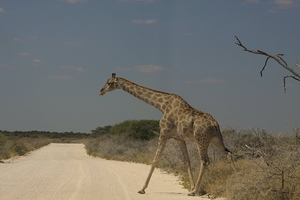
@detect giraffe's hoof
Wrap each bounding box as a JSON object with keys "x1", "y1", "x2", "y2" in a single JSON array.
[
  {"x1": 138, "y1": 190, "x2": 145, "y2": 194},
  {"x1": 188, "y1": 192, "x2": 195, "y2": 196}
]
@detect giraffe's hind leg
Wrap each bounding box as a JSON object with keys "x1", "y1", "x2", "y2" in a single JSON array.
[
  {"x1": 176, "y1": 140, "x2": 195, "y2": 191},
  {"x1": 188, "y1": 142, "x2": 210, "y2": 196}
]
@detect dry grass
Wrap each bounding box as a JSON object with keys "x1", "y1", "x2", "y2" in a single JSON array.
[
  {"x1": 0, "y1": 131, "x2": 89, "y2": 160},
  {"x1": 85, "y1": 128, "x2": 300, "y2": 200},
  {"x1": 0, "y1": 134, "x2": 52, "y2": 159},
  {"x1": 2, "y1": 127, "x2": 299, "y2": 199}
]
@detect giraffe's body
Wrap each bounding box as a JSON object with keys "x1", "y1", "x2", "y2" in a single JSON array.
[{"x1": 99, "y1": 73, "x2": 234, "y2": 196}]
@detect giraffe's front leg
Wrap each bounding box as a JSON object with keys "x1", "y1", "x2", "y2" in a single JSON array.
[{"x1": 138, "y1": 138, "x2": 168, "y2": 194}]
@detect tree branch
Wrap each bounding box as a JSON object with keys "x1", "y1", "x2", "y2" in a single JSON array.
[
  {"x1": 260, "y1": 57, "x2": 271, "y2": 77},
  {"x1": 235, "y1": 36, "x2": 300, "y2": 92},
  {"x1": 283, "y1": 75, "x2": 300, "y2": 93},
  {"x1": 295, "y1": 61, "x2": 300, "y2": 68}
]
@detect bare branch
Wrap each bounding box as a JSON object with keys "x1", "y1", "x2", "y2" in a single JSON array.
[
  {"x1": 277, "y1": 54, "x2": 287, "y2": 66},
  {"x1": 283, "y1": 75, "x2": 300, "y2": 93},
  {"x1": 260, "y1": 57, "x2": 271, "y2": 77},
  {"x1": 295, "y1": 61, "x2": 300, "y2": 68},
  {"x1": 235, "y1": 36, "x2": 300, "y2": 92}
]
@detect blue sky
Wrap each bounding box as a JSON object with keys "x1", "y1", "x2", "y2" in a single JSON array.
[{"x1": 0, "y1": 0, "x2": 299, "y2": 133}]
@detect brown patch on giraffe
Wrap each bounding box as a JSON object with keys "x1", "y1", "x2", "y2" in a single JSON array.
[
  {"x1": 137, "y1": 90, "x2": 143, "y2": 96},
  {"x1": 145, "y1": 92, "x2": 152, "y2": 99},
  {"x1": 157, "y1": 98, "x2": 164, "y2": 103}
]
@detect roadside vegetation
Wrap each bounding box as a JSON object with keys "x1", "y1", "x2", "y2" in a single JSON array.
[
  {"x1": 87, "y1": 120, "x2": 300, "y2": 200},
  {"x1": 1, "y1": 120, "x2": 299, "y2": 199},
  {"x1": 0, "y1": 131, "x2": 89, "y2": 160}
]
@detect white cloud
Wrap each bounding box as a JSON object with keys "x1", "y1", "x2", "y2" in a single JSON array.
[
  {"x1": 0, "y1": 63, "x2": 15, "y2": 69},
  {"x1": 245, "y1": 0, "x2": 298, "y2": 9},
  {"x1": 20, "y1": 52, "x2": 29, "y2": 57},
  {"x1": 273, "y1": 0, "x2": 295, "y2": 8},
  {"x1": 13, "y1": 36, "x2": 37, "y2": 42},
  {"x1": 0, "y1": 7, "x2": 4, "y2": 12},
  {"x1": 59, "y1": 65, "x2": 86, "y2": 73},
  {"x1": 186, "y1": 77, "x2": 227, "y2": 84},
  {"x1": 267, "y1": 0, "x2": 298, "y2": 12},
  {"x1": 245, "y1": 0, "x2": 260, "y2": 3},
  {"x1": 27, "y1": 36, "x2": 38, "y2": 40},
  {"x1": 119, "y1": 0, "x2": 154, "y2": 3},
  {"x1": 114, "y1": 66, "x2": 133, "y2": 72},
  {"x1": 46, "y1": 75, "x2": 72, "y2": 80},
  {"x1": 63, "y1": 41, "x2": 80, "y2": 46},
  {"x1": 0, "y1": 64, "x2": 8, "y2": 68},
  {"x1": 134, "y1": 65, "x2": 164, "y2": 73},
  {"x1": 131, "y1": 19, "x2": 157, "y2": 24},
  {"x1": 115, "y1": 65, "x2": 165, "y2": 73},
  {"x1": 60, "y1": 0, "x2": 87, "y2": 4},
  {"x1": 13, "y1": 37, "x2": 21, "y2": 41},
  {"x1": 32, "y1": 59, "x2": 43, "y2": 66}
]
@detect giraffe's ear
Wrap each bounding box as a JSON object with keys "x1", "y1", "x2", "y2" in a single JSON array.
[{"x1": 112, "y1": 73, "x2": 116, "y2": 78}]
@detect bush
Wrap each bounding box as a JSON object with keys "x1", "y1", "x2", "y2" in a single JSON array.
[
  {"x1": 108, "y1": 119, "x2": 159, "y2": 140},
  {"x1": 12, "y1": 141, "x2": 28, "y2": 155},
  {"x1": 91, "y1": 125, "x2": 112, "y2": 135},
  {"x1": 127, "y1": 120, "x2": 159, "y2": 140}
]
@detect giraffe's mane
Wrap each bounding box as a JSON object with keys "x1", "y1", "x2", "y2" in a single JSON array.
[{"x1": 120, "y1": 77, "x2": 173, "y2": 96}]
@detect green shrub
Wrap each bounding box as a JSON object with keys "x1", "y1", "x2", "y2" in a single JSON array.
[
  {"x1": 127, "y1": 120, "x2": 159, "y2": 140},
  {"x1": 108, "y1": 119, "x2": 159, "y2": 140},
  {"x1": 91, "y1": 125, "x2": 112, "y2": 135}
]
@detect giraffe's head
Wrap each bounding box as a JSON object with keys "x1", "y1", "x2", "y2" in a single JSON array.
[{"x1": 99, "y1": 73, "x2": 121, "y2": 95}]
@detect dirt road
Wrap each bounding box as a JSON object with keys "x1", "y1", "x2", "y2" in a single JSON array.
[{"x1": 0, "y1": 143, "x2": 212, "y2": 200}]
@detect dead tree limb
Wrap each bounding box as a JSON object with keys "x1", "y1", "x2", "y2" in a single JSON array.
[{"x1": 235, "y1": 36, "x2": 300, "y2": 92}]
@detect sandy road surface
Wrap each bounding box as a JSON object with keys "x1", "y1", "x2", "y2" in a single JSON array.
[{"x1": 0, "y1": 143, "x2": 213, "y2": 200}]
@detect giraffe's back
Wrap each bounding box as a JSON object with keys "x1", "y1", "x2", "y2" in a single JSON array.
[{"x1": 162, "y1": 94, "x2": 219, "y2": 142}]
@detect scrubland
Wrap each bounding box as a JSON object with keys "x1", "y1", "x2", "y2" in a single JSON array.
[
  {"x1": 1, "y1": 120, "x2": 299, "y2": 199},
  {"x1": 0, "y1": 131, "x2": 87, "y2": 160},
  {"x1": 87, "y1": 121, "x2": 300, "y2": 200}
]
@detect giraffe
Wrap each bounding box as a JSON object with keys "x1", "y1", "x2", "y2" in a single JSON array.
[{"x1": 99, "y1": 73, "x2": 235, "y2": 196}]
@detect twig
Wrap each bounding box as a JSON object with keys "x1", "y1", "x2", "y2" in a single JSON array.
[
  {"x1": 235, "y1": 36, "x2": 300, "y2": 92},
  {"x1": 295, "y1": 61, "x2": 300, "y2": 68},
  {"x1": 283, "y1": 75, "x2": 300, "y2": 93},
  {"x1": 260, "y1": 57, "x2": 271, "y2": 77}
]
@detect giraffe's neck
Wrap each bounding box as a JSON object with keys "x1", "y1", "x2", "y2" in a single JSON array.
[{"x1": 119, "y1": 78, "x2": 171, "y2": 112}]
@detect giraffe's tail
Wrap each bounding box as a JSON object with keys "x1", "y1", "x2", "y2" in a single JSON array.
[{"x1": 213, "y1": 125, "x2": 237, "y2": 171}]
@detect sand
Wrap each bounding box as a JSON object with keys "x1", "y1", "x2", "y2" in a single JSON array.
[{"x1": 0, "y1": 143, "x2": 215, "y2": 200}]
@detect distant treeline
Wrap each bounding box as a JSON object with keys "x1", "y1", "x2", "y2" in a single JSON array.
[
  {"x1": 0, "y1": 130, "x2": 89, "y2": 138},
  {"x1": 0, "y1": 119, "x2": 159, "y2": 160}
]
